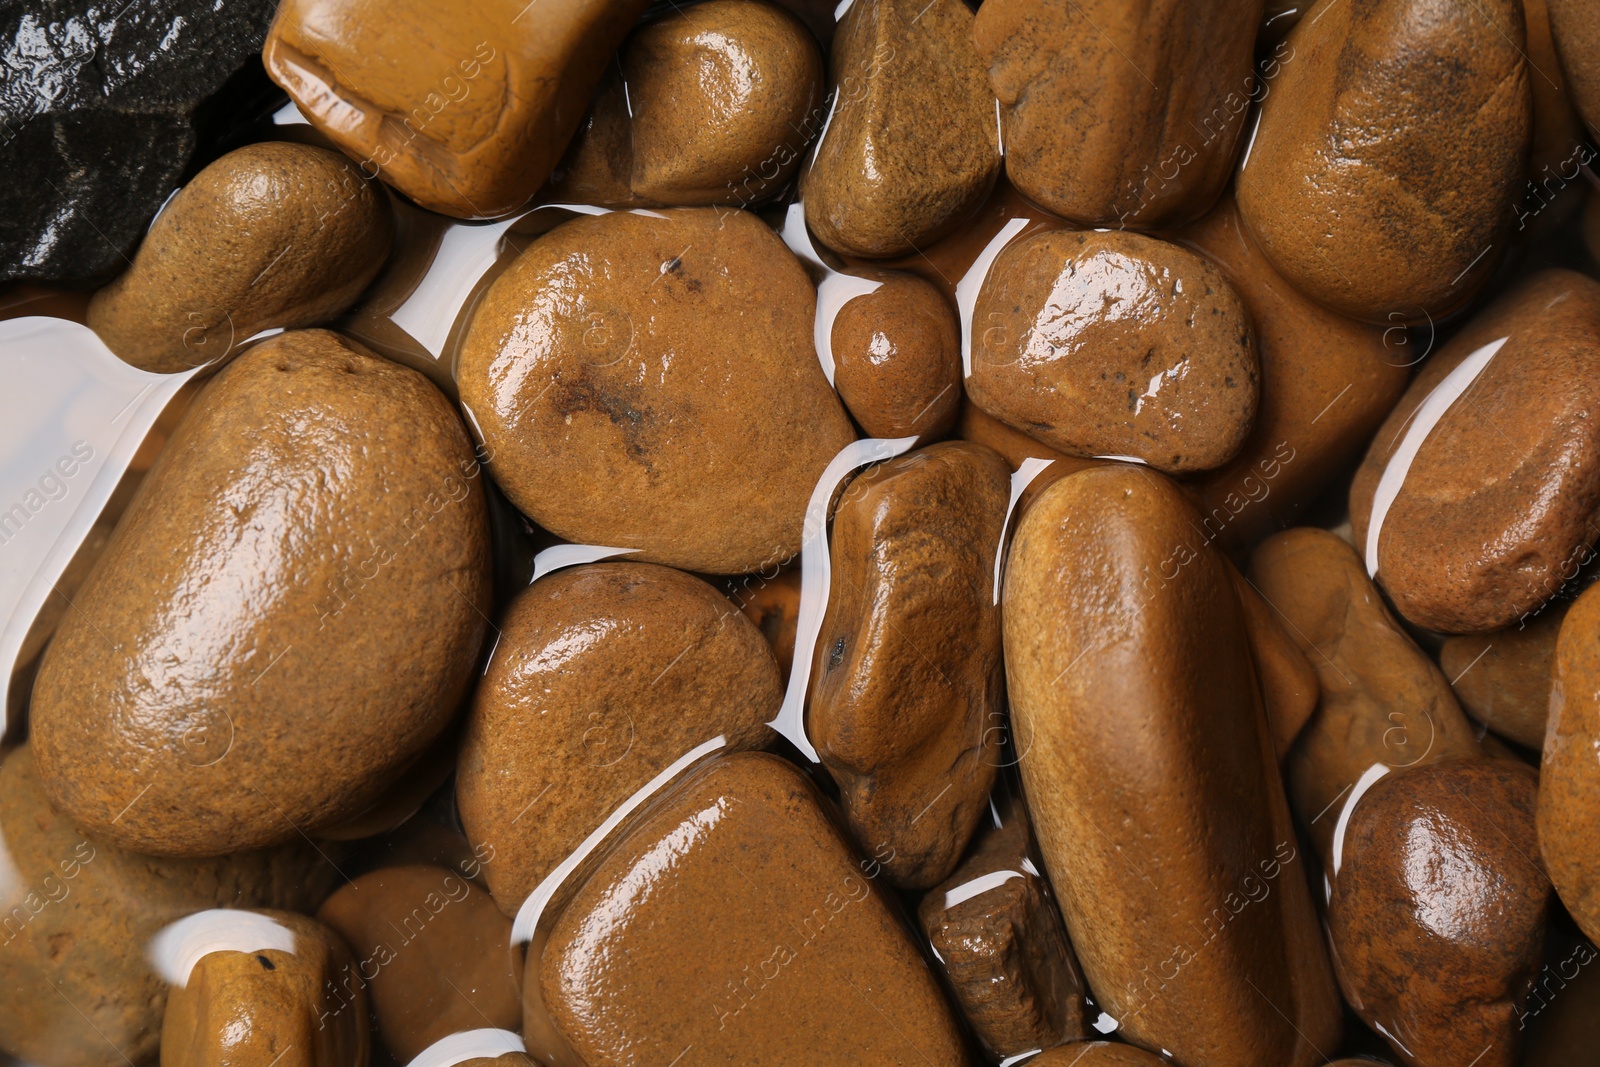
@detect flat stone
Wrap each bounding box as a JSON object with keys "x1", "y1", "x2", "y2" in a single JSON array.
[
  {"x1": 538, "y1": 752, "x2": 970, "y2": 1065},
  {"x1": 1441, "y1": 603, "x2": 1566, "y2": 749},
  {"x1": 0, "y1": 0, "x2": 278, "y2": 284}
]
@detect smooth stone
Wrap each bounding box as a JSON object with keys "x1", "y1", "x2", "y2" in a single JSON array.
[
  {"x1": 457, "y1": 207, "x2": 855, "y2": 574},
  {"x1": 1004, "y1": 467, "x2": 1340, "y2": 1067},
  {"x1": 263, "y1": 0, "x2": 651, "y2": 219},
  {"x1": 0, "y1": 746, "x2": 334, "y2": 1067},
  {"x1": 316, "y1": 865, "x2": 523, "y2": 1061},
  {"x1": 972, "y1": 0, "x2": 1262, "y2": 227},
  {"x1": 29, "y1": 330, "x2": 491, "y2": 857},
  {"x1": 1248, "y1": 529, "x2": 1484, "y2": 869},
  {"x1": 1031, "y1": 1044, "x2": 1170, "y2": 1066},
  {"x1": 1173, "y1": 196, "x2": 1409, "y2": 553},
  {"x1": 160, "y1": 911, "x2": 370, "y2": 1066},
  {"x1": 537, "y1": 752, "x2": 970, "y2": 1065},
  {"x1": 966, "y1": 229, "x2": 1259, "y2": 473},
  {"x1": 1237, "y1": 0, "x2": 1530, "y2": 323},
  {"x1": 831, "y1": 270, "x2": 962, "y2": 440},
  {"x1": 1440, "y1": 602, "x2": 1566, "y2": 749},
  {"x1": 1526, "y1": 0, "x2": 1586, "y2": 181},
  {"x1": 0, "y1": 0, "x2": 276, "y2": 284},
  {"x1": 1549, "y1": 0, "x2": 1600, "y2": 138},
  {"x1": 809, "y1": 441, "x2": 1009, "y2": 888},
  {"x1": 1539, "y1": 579, "x2": 1600, "y2": 945},
  {"x1": 802, "y1": 0, "x2": 999, "y2": 257},
  {"x1": 1350, "y1": 270, "x2": 1600, "y2": 634},
  {"x1": 89, "y1": 142, "x2": 393, "y2": 373},
  {"x1": 553, "y1": 0, "x2": 823, "y2": 208},
  {"x1": 917, "y1": 792, "x2": 1088, "y2": 1058},
  {"x1": 627, "y1": 0, "x2": 823, "y2": 206},
  {"x1": 457, "y1": 562, "x2": 779, "y2": 915},
  {"x1": 1328, "y1": 759, "x2": 1550, "y2": 1067}
]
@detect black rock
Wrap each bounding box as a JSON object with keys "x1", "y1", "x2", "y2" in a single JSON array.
[{"x1": 1, "y1": 0, "x2": 279, "y2": 286}]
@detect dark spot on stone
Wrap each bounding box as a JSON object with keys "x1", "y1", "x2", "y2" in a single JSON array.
[
  {"x1": 827, "y1": 636, "x2": 846, "y2": 670},
  {"x1": 256, "y1": 954, "x2": 275, "y2": 970}
]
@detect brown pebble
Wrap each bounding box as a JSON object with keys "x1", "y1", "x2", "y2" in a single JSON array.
[
  {"x1": 457, "y1": 563, "x2": 779, "y2": 916},
  {"x1": 315, "y1": 865, "x2": 524, "y2": 1061},
  {"x1": 972, "y1": 0, "x2": 1260, "y2": 228},
  {"x1": 917, "y1": 792, "x2": 1088, "y2": 1059},
  {"x1": 1248, "y1": 528, "x2": 1484, "y2": 869},
  {"x1": 1549, "y1": 0, "x2": 1600, "y2": 139},
  {"x1": 537, "y1": 752, "x2": 969, "y2": 1064},
  {"x1": 1539, "y1": 579, "x2": 1600, "y2": 945},
  {"x1": 457, "y1": 207, "x2": 855, "y2": 574},
  {"x1": 1350, "y1": 270, "x2": 1600, "y2": 634},
  {"x1": 89, "y1": 142, "x2": 392, "y2": 374},
  {"x1": 1172, "y1": 196, "x2": 1409, "y2": 552},
  {"x1": 1004, "y1": 467, "x2": 1340, "y2": 1067},
  {"x1": 29, "y1": 330, "x2": 491, "y2": 857},
  {"x1": 809, "y1": 441, "x2": 1009, "y2": 888},
  {"x1": 264, "y1": 0, "x2": 651, "y2": 218},
  {"x1": 802, "y1": 0, "x2": 999, "y2": 257},
  {"x1": 831, "y1": 270, "x2": 962, "y2": 440},
  {"x1": 554, "y1": 0, "x2": 823, "y2": 207},
  {"x1": 1526, "y1": 0, "x2": 1586, "y2": 181},
  {"x1": 1237, "y1": 0, "x2": 1530, "y2": 323},
  {"x1": 160, "y1": 911, "x2": 369, "y2": 1067},
  {"x1": 1440, "y1": 602, "x2": 1566, "y2": 749},
  {"x1": 1328, "y1": 759, "x2": 1550, "y2": 1067},
  {"x1": 966, "y1": 229, "x2": 1259, "y2": 473},
  {"x1": 0, "y1": 746, "x2": 335, "y2": 1067}
]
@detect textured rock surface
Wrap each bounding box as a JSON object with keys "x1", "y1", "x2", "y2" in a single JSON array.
[
  {"x1": 918, "y1": 793, "x2": 1087, "y2": 1059},
  {"x1": 831, "y1": 270, "x2": 962, "y2": 440},
  {"x1": 1540, "y1": 580, "x2": 1600, "y2": 945},
  {"x1": 1329, "y1": 760, "x2": 1550, "y2": 1067},
  {"x1": 1441, "y1": 602, "x2": 1566, "y2": 749},
  {"x1": 0, "y1": 0, "x2": 278, "y2": 284},
  {"x1": 809, "y1": 442, "x2": 1009, "y2": 888}
]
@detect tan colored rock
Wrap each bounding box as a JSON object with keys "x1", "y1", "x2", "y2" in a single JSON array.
[
  {"x1": 809, "y1": 442, "x2": 1008, "y2": 888},
  {"x1": 1540, "y1": 579, "x2": 1600, "y2": 945},
  {"x1": 1172, "y1": 196, "x2": 1409, "y2": 553},
  {"x1": 29, "y1": 330, "x2": 491, "y2": 857},
  {"x1": 1549, "y1": 0, "x2": 1600, "y2": 139},
  {"x1": 1526, "y1": 0, "x2": 1586, "y2": 181},
  {"x1": 1237, "y1": 0, "x2": 1530, "y2": 323},
  {"x1": 802, "y1": 0, "x2": 999, "y2": 257},
  {"x1": 1004, "y1": 467, "x2": 1340, "y2": 1067},
  {"x1": 553, "y1": 1, "x2": 823, "y2": 208},
  {"x1": 264, "y1": 0, "x2": 651, "y2": 218},
  {"x1": 0, "y1": 747, "x2": 333, "y2": 1067},
  {"x1": 1350, "y1": 270, "x2": 1600, "y2": 633},
  {"x1": 160, "y1": 911, "x2": 369, "y2": 1067},
  {"x1": 315, "y1": 866, "x2": 523, "y2": 1061},
  {"x1": 89, "y1": 142, "x2": 392, "y2": 374},
  {"x1": 831, "y1": 270, "x2": 961, "y2": 440},
  {"x1": 967, "y1": 229, "x2": 1258, "y2": 473},
  {"x1": 729, "y1": 566, "x2": 801, "y2": 677},
  {"x1": 1328, "y1": 760, "x2": 1550, "y2": 1067},
  {"x1": 973, "y1": 0, "x2": 1262, "y2": 227},
  {"x1": 917, "y1": 792, "x2": 1087, "y2": 1059},
  {"x1": 1248, "y1": 529, "x2": 1484, "y2": 868},
  {"x1": 457, "y1": 562, "x2": 779, "y2": 916},
  {"x1": 457, "y1": 207, "x2": 855, "y2": 574},
  {"x1": 1441, "y1": 603, "x2": 1566, "y2": 749},
  {"x1": 538, "y1": 752, "x2": 969, "y2": 1064}
]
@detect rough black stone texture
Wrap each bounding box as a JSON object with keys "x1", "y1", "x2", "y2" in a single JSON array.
[{"x1": 1, "y1": 0, "x2": 278, "y2": 286}]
